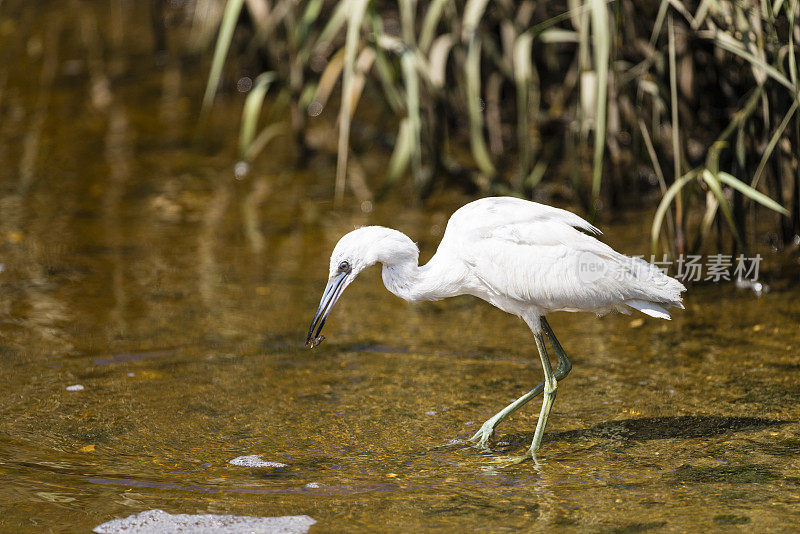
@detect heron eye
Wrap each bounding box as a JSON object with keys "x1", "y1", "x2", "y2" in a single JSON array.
[{"x1": 338, "y1": 260, "x2": 350, "y2": 272}]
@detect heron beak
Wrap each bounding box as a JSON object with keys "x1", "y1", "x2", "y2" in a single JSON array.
[{"x1": 306, "y1": 270, "x2": 350, "y2": 348}]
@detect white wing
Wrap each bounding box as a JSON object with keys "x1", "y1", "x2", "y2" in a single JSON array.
[
  {"x1": 444, "y1": 196, "x2": 601, "y2": 238},
  {"x1": 439, "y1": 197, "x2": 685, "y2": 316}
]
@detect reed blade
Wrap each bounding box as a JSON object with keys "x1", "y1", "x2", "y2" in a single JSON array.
[
  {"x1": 701, "y1": 169, "x2": 745, "y2": 248},
  {"x1": 590, "y1": 0, "x2": 610, "y2": 214},
  {"x1": 717, "y1": 171, "x2": 789, "y2": 215},
  {"x1": 239, "y1": 72, "x2": 277, "y2": 160},
  {"x1": 651, "y1": 172, "x2": 695, "y2": 254},
  {"x1": 465, "y1": 38, "x2": 497, "y2": 177},
  {"x1": 200, "y1": 0, "x2": 245, "y2": 128},
  {"x1": 335, "y1": 0, "x2": 369, "y2": 204}
]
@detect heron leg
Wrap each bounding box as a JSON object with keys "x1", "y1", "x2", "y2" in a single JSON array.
[
  {"x1": 469, "y1": 317, "x2": 572, "y2": 452},
  {"x1": 542, "y1": 317, "x2": 572, "y2": 381},
  {"x1": 469, "y1": 378, "x2": 546, "y2": 450},
  {"x1": 528, "y1": 318, "x2": 572, "y2": 454},
  {"x1": 529, "y1": 332, "x2": 557, "y2": 454}
]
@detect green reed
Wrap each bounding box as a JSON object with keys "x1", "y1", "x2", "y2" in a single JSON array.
[{"x1": 198, "y1": 0, "x2": 799, "y2": 254}]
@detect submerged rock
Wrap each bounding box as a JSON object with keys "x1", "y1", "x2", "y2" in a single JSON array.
[
  {"x1": 228, "y1": 455, "x2": 286, "y2": 468},
  {"x1": 93, "y1": 509, "x2": 316, "y2": 534}
]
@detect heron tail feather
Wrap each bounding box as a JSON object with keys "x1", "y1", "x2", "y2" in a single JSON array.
[{"x1": 625, "y1": 299, "x2": 672, "y2": 320}]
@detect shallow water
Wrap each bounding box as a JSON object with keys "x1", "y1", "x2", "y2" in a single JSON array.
[{"x1": 2, "y1": 3, "x2": 800, "y2": 532}]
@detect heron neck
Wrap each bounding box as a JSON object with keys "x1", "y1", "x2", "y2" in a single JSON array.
[{"x1": 381, "y1": 253, "x2": 461, "y2": 302}]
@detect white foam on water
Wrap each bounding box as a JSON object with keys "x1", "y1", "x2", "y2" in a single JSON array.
[
  {"x1": 228, "y1": 454, "x2": 286, "y2": 468},
  {"x1": 93, "y1": 509, "x2": 316, "y2": 534},
  {"x1": 65, "y1": 384, "x2": 84, "y2": 391}
]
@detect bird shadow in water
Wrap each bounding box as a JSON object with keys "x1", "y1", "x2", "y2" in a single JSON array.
[{"x1": 494, "y1": 415, "x2": 791, "y2": 450}]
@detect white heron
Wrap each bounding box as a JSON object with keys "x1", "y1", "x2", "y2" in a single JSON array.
[{"x1": 306, "y1": 197, "x2": 685, "y2": 456}]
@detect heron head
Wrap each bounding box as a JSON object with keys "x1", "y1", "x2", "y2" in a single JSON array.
[
  {"x1": 305, "y1": 228, "x2": 374, "y2": 348},
  {"x1": 305, "y1": 226, "x2": 418, "y2": 348}
]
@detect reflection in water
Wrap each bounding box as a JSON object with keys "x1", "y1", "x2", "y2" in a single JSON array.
[
  {"x1": 4, "y1": 10, "x2": 74, "y2": 355},
  {"x1": 242, "y1": 176, "x2": 271, "y2": 254},
  {"x1": 103, "y1": 104, "x2": 131, "y2": 335},
  {"x1": 0, "y1": 2, "x2": 799, "y2": 532},
  {"x1": 18, "y1": 12, "x2": 59, "y2": 195},
  {"x1": 197, "y1": 176, "x2": 232, "y2": 310},
  {"x1": 92, "y1": 351, "x2": 175, "y2": 366},
  {"x1": 84, "y1": 477, "x2": 398, "y2": 497}
]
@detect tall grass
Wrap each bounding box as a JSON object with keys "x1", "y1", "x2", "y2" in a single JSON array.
[{"x1": 198, "y1": 0, "x2": 799, "y2": 255}]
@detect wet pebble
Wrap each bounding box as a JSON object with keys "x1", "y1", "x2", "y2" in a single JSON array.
[
  {"x1": 735, "y1": 279, "x2": 768, "y2": 296},
  {"x1": 234, "y1": 161, "x2": 250, "y2": 179},
  {"x1": 65, "y1": 384, "x2": 84, "y2": 392},
  {"x1": 228, "y1": 454, "x2": 286, "y2": 468},
  {"x1": 93, "y1": 509, "x2": 316, "y2": 534}
]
